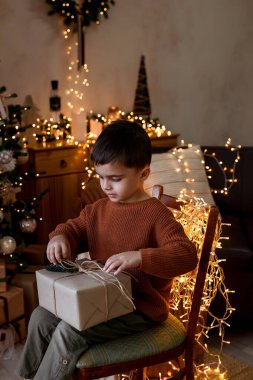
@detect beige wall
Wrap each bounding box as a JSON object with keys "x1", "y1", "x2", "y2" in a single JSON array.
[{"x1": 0, "y1": 0, "x2": 253, "y2": 146}]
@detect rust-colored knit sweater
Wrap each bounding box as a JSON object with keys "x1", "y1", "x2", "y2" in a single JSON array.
[{"x1": 49, "y1": 197, "x2": 197, "y2": 322}]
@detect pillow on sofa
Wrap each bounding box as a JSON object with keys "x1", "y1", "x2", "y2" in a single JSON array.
[{"x1": 145, "y1": 145, "x2": 215, "y2": 205}]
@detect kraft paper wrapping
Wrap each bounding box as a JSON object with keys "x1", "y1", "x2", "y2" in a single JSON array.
[
  {"x1": 12, "y1": 273, "x2": 39, "y2": 324},
  {"x1": 36, "y1": 269, "x2": 134, "y2": 331},
  {"x1": 0, "y1": 286, "x2": 24, "y2": 325}
]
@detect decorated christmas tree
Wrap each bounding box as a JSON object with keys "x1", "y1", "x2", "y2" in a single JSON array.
[
  {"x1": 133, "y1": 55, "x2": 152, "y2": 117},
  {"x1": 0, "y1": 86, "x2": 45, "y2": 269}
]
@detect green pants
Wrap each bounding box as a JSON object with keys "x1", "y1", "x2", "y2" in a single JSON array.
[{"x1": 17, "y1": 306, "x2": 155, "y2": 380}]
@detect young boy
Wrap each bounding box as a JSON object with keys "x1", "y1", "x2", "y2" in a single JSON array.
[{"x1": 17, "y1": 120, "x2": 197, "y2": 380}]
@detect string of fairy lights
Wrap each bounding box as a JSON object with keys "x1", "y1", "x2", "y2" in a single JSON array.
[
  {"x1": 168, "y1": 197, "x2": 233, "y2": 378},
  {"x1": 80, "y1": 114, "x2": 241, "y2": 198},
  {"x1": 119, "y1": 197, "x2": 232, "y2": 379},
  {"x1": 31, "y1": 115, "x2": 73, "y2": 143},
  {"x1": 88, "y1": 110, "x2": 171, "y2": 138},
  {"x1": 203, "y1": 138, "x2": 241, "y2": 195},
  {"x1": 31, "y1": 27, "x2": 89, "y2": 142},
  {"x1": 64, "y1": 36, "x2": 90, "y2": 114},
  {"x1": 46, "y1": 1, "x2": 115, "y2": 29}
]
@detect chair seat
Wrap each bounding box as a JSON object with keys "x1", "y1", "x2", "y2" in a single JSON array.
[{"x1": 76, "y1": 313, "x2": 186, "y2": 369}]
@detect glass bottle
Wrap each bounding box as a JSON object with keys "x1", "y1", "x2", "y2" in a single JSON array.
[{"x1": 49, "y1": 80, "x2": 61, "y2": 124}]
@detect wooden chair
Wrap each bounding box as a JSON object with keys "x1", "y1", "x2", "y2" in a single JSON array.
[{"x1": 72, "y1": 185, "x2": 220, "y2": 380}]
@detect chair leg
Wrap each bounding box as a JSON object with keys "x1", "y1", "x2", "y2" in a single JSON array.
[
  {"x1": 135, "y1": 367, "x2": 147, "y2": 380},
  {"x1": 185, "y1": 350, "x2": 194, "y2": 380}
]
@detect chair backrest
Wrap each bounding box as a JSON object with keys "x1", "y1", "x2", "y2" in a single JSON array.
[
  {"x1": 152, "y1": 185, "x2": 220, "y2": 361},
  {"x1": 80, "y1": 178, "x2": 106, "y2": 206}
]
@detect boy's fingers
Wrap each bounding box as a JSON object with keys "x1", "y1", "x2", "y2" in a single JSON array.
[
  {"x1": 47, "y1": 244, "x2": 65, "y2": 263},
  {"x1": 47, "y1": 247, "x2": 57, "y2": 264},
  {"x1": 61, "y1": 243, "x2": 71, "y2": 260},
  {"x1": 113, "y1": 264, "x2": 125, "y2": 275},
  {"x1": 104, "y1": 257, "x2": 121, "y2": 273}
]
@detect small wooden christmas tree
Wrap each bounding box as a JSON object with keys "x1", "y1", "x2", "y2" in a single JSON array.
[{"x1": 133, "y1": 55, "x2": 152, "y2": 117}]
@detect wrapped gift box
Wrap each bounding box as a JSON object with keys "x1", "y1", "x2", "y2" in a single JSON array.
[
  {"x1": 0, "y1": 260, "x2": 7, "y2": 293},
  {"x1": 36, "y1": 269, "x2": 133, "y2": 331},
  {"x1": 0, "y1": 286, "x2": 24, "y2": 325},
  {"x1": 11, "y1": 273, "x2": 39, "y2": 324}
]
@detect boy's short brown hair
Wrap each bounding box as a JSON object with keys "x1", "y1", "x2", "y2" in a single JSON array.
[{"x1": 91, "y1": 120, "x2": 152, "y2": 169}]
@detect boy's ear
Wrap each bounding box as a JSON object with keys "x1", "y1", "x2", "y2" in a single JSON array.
[{"x1": 140, "y1": 166, "x2": 150, "y2": 181}]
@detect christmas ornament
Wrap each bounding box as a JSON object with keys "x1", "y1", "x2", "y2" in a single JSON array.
[
  {"x1": 0, "y1": 180, "x2": 12, "y2": 198},
  {"x1": 0, "y1": 159, "x2": 16, "y2": 173},
  {"x1": 0, "y1": 150, "x2": 13, "y2": 164},
  {"x1": 0, "y1": 236, "x2": 16, "y2": 255},
  {"x1": 0, "y1": 150, "x2": 16, "y2": 172},
  {"x1": 0, "y1": 209, "x2": 4, "y2": 223},
  {"x1": 19, "y1": 218, "x2": 37, "y2": 233},
  {"x1": 133, "y1": 55, "x2": 152, "y2": 117},
  {"x1": 2, "y1": 186, "x2": 20, "y2": 206}
]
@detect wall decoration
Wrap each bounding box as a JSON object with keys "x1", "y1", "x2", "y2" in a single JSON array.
[
  {"x1": 133, "y1": 55, "x2": 152, "y2": 117},
  {"x1": 46, "y1": 0, "x2": 116, "y2": 67},
  {"x1": 46, "y1": 0, "x2": 115, "y2": 29}
]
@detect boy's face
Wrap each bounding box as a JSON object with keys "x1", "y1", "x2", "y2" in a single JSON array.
[{"x1": 94, "y1": 162, "x2": 150, "y2": 203}]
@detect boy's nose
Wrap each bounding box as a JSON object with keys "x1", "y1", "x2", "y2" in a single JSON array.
[{"x1": 103, "y1": 180, "x2": 112, "y2": 190}]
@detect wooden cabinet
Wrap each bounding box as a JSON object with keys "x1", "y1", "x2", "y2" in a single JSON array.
[{"x1": 20, "y1": 142, "x2": 87, "y2": 244}]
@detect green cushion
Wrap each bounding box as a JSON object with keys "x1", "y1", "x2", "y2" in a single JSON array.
[{"x1": 76, "y1": 313, "x2": 186, "y2": 369}]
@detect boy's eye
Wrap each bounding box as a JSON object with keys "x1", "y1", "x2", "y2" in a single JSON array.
[
  {"x1": 98, "y1": 176, "x2": 121, "y2": 182},
  {"x1": 112, "y1": 177, "x2": 121, "y2": 182}
]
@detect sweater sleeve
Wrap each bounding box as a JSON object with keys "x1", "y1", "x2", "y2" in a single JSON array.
[
  {"x1": 49, "y1": 208, "x2": 88, "y2": 256},
  {"x1": 140, "y1": 207, "x2": 198, "y2": 279}
]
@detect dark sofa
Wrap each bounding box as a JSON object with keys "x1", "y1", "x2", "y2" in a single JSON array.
[{"x1": 203, "y1": 146, "x2": 253, "y2": 326}]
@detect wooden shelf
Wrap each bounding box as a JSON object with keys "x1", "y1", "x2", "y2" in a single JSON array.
[{"x1": 150, "y1": 134, "x2": 179, "y2": 151}]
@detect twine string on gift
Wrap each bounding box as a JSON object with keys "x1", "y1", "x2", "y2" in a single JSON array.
[
  {"x1": 51, "y1": 272, "x2": 80, "y2": 318},
  {"x1": 0, "y1": 295, "x2": 9, "y2": 325},
  {"x1": 60, "y1": 259, "x2": 136, "y2": 312}
]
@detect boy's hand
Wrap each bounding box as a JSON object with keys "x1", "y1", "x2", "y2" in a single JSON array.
[
  {"x1": 46, "y1": 235, "x2": 71, "y2": 264},
  {"x1": 103, "y1": 251, "x2": 141, "y2": 275}
]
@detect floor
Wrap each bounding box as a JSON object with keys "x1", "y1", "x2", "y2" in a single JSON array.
[
  {"x1": 1, "y1": 327, "x2": 253, "y2": 380},
  {"x1": 0, "y1": 342, "x2": 23, "y2": 380},
  {"x1": 208, "y1": 325, "x2": 253, "y2": 367}
]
